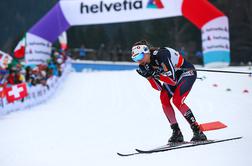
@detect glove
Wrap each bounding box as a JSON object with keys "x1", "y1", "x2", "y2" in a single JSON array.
[
  {"x1": 152, "y1": 68, "x2": 163, "y2": 80},
  {"x1": 136, "y1": 64, "x2": 155, "y2": 78}
]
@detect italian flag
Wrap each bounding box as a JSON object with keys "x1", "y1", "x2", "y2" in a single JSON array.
[
  {"x1": 14, "y1": 37, "x2": 26, "y2": 59},
  {"x1": 58, "y1": 32, "x2": 68, "y2": 50}
]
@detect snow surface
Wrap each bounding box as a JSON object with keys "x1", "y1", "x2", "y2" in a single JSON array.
[{"x1": 0, "y1": 66, "x2": 252, "y2": 166}]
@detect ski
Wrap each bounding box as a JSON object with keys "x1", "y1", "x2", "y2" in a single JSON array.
[
  {"x1": 135, "y1": 136, "x2": 242, "y2": 154},
  {"x1": 117, "y1": 141, "x2": 189, "y2": 157},
  {"x1": 117, "y1": 152, "x2": 140, "y2": 157},
  {"x1": 117, "y1": 136, "x2": 242, "y2": 157}
]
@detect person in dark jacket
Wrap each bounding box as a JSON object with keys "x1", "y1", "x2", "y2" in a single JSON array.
[{"x1": 131, "y1": 40, "x2": 207, "y2": 143}]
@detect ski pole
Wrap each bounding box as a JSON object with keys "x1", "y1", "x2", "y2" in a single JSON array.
[
  {"x1": 177, "y1": 68, "x2": 252, "y2": 75},
  {"x1": 197, "y1": 76, "x2": 206, "y2": 80}
]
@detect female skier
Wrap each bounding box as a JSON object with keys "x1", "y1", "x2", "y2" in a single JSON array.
[{"x1": 131, "y1": 40, "x2": 207, "y2": 143}]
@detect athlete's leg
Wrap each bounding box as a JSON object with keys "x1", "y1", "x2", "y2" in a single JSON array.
[
  {"x1": 160, "y1": 88, "x2": 177, "y2": 125},
  {"x1": 172, "y1": 70, "x2": 197, "y2": 125},
  {"x1": 160, "y1": 88, "x2": 184, "y2": 142},
  {"x1": 172, "y1": 71, "x2": 207, "y2": 141}
]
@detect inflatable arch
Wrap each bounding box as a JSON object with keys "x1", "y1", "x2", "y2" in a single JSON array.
[{"x1": 25, "y1": 0, "x2": 230, "y2": 67}]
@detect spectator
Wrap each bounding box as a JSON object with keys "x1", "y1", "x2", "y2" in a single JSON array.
[
  {"x1": 97, "y1": 43, "x2": 105, "y2": 60},
  {"x1": 179, "y1": 46, "x2": 188, "y2": 57},
  {"x1": 79, "y1": 45, "x2": 87, "y2": 60},
  {"x1": 45, "y1": 65, "x2": 53, "y2": 79},
  {"x1": 195, "y1": 50, "x2": 203, "y2": 64},
  {"x1": 196, "y1": 51, "x2": 203, "y2": 57},
  {"x1": 7, "y1": 69, "x2": 17, "y2": 85},
  {"x1": 25, "y1": 66, "x2": 33, "y2": 86},
  {"x1": 116, "y1": 44, "x2": 123, "y2": 61},
  {"x1": 30, "y1": 67, "x2": 40, "y2": 86},
  {"x1": 0, "y1": 68, "x2": 8, "y2": 87},
  {"x1": 38, "y1": 70, "x2": 48, "y2": 88},
  {"x1": 48, "y1": 59, "x2": 59, "y2": 77},
  {"x1": 59, "y1": 49, "x2": 67, "y2": 62},
  {"x1": 15, "y1": 70, "x2": 25, "y2": 84}
]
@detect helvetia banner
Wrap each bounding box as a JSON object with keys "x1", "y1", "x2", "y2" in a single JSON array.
[
  {"x1": 59, "y1": 0, "x2": 183, "y2": 25},
  {"x1": 201, "y1": 16, "x2": 230, "y2": 66},
  {"x1": 25, "y1": 33, "x2": 52, "y2": 65}
]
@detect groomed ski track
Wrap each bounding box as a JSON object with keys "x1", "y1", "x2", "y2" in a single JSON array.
[{"x1": 0, "y1": 67, "x2": 251, "y2": 166}]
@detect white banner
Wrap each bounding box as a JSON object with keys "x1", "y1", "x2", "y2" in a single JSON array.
[
  {"x1": 25, "y1": 33, "x2": 52, "y2": 65},
  {"x1": 59, "y1": 0, "x2": 183, "y2": 25},
  {"x1": 201, "y1": 16, "x2": 230, "y2": 54},
  {"x1": 0, "y1": 50, "x2": 12, "y2": 69}
]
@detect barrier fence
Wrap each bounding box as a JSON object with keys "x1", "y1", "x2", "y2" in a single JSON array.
[{"x1": 0, "y1": 60, "x2": 71, "y2": 116}]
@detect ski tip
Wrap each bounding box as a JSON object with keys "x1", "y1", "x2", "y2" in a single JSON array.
[
  {"x1": 135, "y1": 149, "x2": 141, "y2": 152},
  {"x1": 117, "y1": 152, "x2": 129, "y2": 157},
  {"x1": 117, "y1": 152, "x2": 124, "y2": 156},
  {"x1": 226, "y1": 136, "x2": 243, "y2": 140},
  {"x1": 117, "y1": 152, "x2": 137, "y2": 157}
]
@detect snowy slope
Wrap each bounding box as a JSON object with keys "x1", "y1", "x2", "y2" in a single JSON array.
[{"x1": 0, "y1": 67, "x2": 251, "y2": 166}]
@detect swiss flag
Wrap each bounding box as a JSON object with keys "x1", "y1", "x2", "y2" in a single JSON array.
[
  {"x1": 14, "y1": 38, "x2": 25, "y2": 59},
  {"x1": 5, "y1": 83, "x2": 28, "y2": 103}
]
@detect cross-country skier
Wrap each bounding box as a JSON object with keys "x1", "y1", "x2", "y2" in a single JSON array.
[{"x1": 131, "y1": 40, "x2": 207, "y2": 143}]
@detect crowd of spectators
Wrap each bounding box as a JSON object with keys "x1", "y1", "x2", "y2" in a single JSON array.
[
  {"x1": 0, "y1": 49, "x2": 66, "y2": 90},
  {"x1": 68, "y1": 44, "x2": 131, "y2": 62},
  {"x1": 68, "y1": 44, "x2": 203, "y2": 64}
]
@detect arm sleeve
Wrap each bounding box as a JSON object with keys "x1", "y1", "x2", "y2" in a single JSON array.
[
  {"x1": 147, "y1": 77, "x2": 162, "y2": 91},
  {"x1": 159, "y1": 74, "x2": 176, "y2": 86},
  {"x1": 156, "y1": 49, "x2": 177, "y2": 86}
]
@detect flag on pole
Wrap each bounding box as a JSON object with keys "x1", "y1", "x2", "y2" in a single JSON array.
[
  {"x1": 0, "y1": 86, "x2": 4, "y2": 98},
  {"x1": 14, "y1": 37, "x2": 26, "y2": 59},
  {"x1": 58, "y1": 32, "x2": 68, "y2": 50}
]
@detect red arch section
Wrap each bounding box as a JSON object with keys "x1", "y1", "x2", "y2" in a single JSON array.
[{"x1": 182, "y1": 0, "x2": 224, "y2": 29}]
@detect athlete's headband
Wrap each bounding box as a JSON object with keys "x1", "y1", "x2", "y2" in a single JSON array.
[{"x1": 131, "y1": 45, "x2": 150, "y2": 62}]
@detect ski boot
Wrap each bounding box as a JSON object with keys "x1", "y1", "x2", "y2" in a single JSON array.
[
  {"x1": 191, "y1": 123, "x2": 207, "y2": 141},
  {"x1": 168, "y1": 123, "x2": 184, "y2": 143}
]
